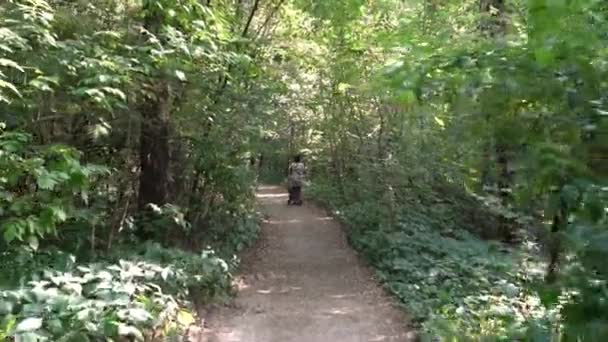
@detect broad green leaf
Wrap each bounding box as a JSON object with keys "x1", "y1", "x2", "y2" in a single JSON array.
[
  {"x1": 534, "y1": 48, "x2": 554, "y2": 66},
  {"x1": 0, "y1": 301, "x2": 14, "y2": 315},
  {"x1": 27, "y1": 236, "x2": 39, "y2": 251},
  {"x1": 127, "y1": 308, "x2": 152, "y2": 323},
  {"x1": 397, "y1": 90, "x2": 415, "y2": 105},
  {"x1": 29, "y1": 79, "x2": 53, "y2": 92},
  {"x1": 89, "y1": 121, "x2": 111, "y2": 140},
  {"x1": 117, "y1": 324, "x2": 144, "y2": 341},
  {"x1": 2, "y1": 221, "x2": 22, "y2": 243},
  {"x1": 37, "y1": 173, "x2": 58, "y2": 190},
  {"x1": 0, "y1": 58, "x2": 24, "y2": 72},
  {"x1": 337, "y1": 83, "x2": 351, "y2": 93},
  {"x1": 175, "y1": 70, "x2": 187, "y2": 82},
  {"x1": 13, "y1": 332, "x2": 42, "y2": 342},
  {"x1": 434, "y1": 116, "x2": 445, "y2": 127},
  {"x1": 177, "y1": 310, "x2": 195, "y2": 326},
  {"x1": 0, "y1": 80, "x2": 21, "y2": 97},
  {"x1": 102, "y1": 87, "x2": 126, "y2": 101},
  {"x1": 15, "y1": 317, "x2": 42, "y2": 332}
]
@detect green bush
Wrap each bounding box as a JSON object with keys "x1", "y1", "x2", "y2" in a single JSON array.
[
  {"x1": 312, "y1": 183, "x2": 553, "y2": 340},
  {"x1": 0, "y1": 129, "x2": 108, "y2": 247},
  {"x1": 0, "y1": 123, "x2": 261, "y2": 340},
  {"x1": 0, "y1": 243, "x2": 233, "y2": 341}
]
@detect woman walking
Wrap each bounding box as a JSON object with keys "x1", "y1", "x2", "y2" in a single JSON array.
[{"x1": 287, "y1": 155, "x2": 305, "y2": 205}]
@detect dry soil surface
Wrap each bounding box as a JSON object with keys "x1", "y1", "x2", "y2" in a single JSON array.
[{"x1": 196, "y1": 185, "x2": 415, "y2": 342}]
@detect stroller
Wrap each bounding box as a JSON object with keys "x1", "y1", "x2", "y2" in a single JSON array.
[{"x1": 287, "y1": 183, "x2": 302, "y2": 205}]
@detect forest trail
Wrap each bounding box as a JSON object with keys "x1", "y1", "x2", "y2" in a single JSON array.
[{"x1": 198, "y1": 185, "x2": 414, "y2": 342}]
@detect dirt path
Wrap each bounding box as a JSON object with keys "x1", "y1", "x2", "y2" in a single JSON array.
[{"x1": 198, "y1": 185, "x2": 414, "y2": 342}]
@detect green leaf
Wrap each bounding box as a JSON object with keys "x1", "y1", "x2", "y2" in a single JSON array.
[
  {"x1": 15, "y1": 317, "x2": 42, "y2": 332},
  {"x1": 1, "y1": 314, "x2": 16, "y2": 338},
  {"x1": 13, "y1": 332, "x2": 41, "y2": 342},
  {"x1": 76, "y1": 308, "x2": 93, "y2": 321},
  {"x1": 534, "y1": 48, "x2": 554, "y2": 66},
  {"x1": 0, "y1": 301, "x2": 14, "y2": 315},
  {"x1": 102, "y1": 87, "x2": 126, "y2": 101},
  {"x1": 337, "y1": 82, "x2": 351, "y2": 93},
  {"x1": 175, "y1": 70, "x2": 187, "y2": 82},
  {"x1": 46, "y1": 319, "x2": 63, "y2": 335},
  {"x1": 0, "y1": 58, "x2": 24, "y2": 72},
  {"x1": 29, "y1": 79, "x2": 53, "y2": 92},
  {"x1": 177, "y1": 310, "x2": 195, "y2": 326},
  {"x1": 538, "y1": 285, "x2": 561, "y2": 307},
  {"x1": 37, "y1": 172, "x2": 58, "y2": 190},
  {"x1": 2, "y1": 221, "x2": 23, "y2": 243},
  {"x1": 397, "y1": 90, "x2": 416, "y2": 105},
  {"x1": 0, "y1": 80, "x2": 21, "y2": 98},
  {"x1": 117, "y1": 324, "x2": 144, "y2": 341},
  {"x1": 89, "y1": 121, "x2": 112, "y2": 140},
  {"x1": 126, "y1": 308, "x2": 152, "y2": 323},
  {"x1": 434, "y1": 116, "x2": 445, "y2": 128},
  {"x1": 27, "y1": 236, "x2": 39, "y2": 251},
  {"x1": 62, "y1": 331, "x2": 91, "y2": 342}
]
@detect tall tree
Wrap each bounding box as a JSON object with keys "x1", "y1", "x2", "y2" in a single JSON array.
[{"x1": 138, "y1": 0, "x2": 172, "y2": 212}]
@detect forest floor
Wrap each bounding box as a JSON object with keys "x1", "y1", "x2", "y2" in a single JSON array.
[{"x1": 196, "y1": 185, "x2": 415, "y2": 342}]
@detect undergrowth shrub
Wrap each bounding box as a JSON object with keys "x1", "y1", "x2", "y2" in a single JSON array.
[
  {"x1": 201, "y1": 204, "x2": 261, "y2": 257},
  {"x1": 0, "y1": 243, "x2": 235, "y2": 341},
  {"x1": 310, "y1": 182, "x2": 553, "y2": 340},
  {"x1": 0, "y1": 123, "x2": 261, "y2": 340},
  {"x1": 0, "y1": 129, "x2": 109, "y2": 247}
]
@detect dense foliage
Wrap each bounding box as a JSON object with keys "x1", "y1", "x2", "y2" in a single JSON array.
[
  {"x1": 270, "y1": 0, "x2": 608, "y2": 339},
  {"x1": 0, "y1": 0, "x2": 271, "y2": 339},
  {"x1": 0, "y1": 243, "x2": 232, "y2": 341},
  {"x1": 1, "y1": 0, "x2": 607, "y2": 340}
]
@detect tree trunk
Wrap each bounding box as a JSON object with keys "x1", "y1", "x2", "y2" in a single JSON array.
[
  {"x1": 138, "y1": 82, "x2": 172, "y2": 210},
  {"x1": 480, "y1": 140, "x2": 493, "y2": 188},
  {"x1": 242, "y1": 0, "x2": 261, "y2": 37},
  {"x1": 546, "y1": 193, "x2": 567, "y2": 283},
  {"x1": 496, "y1": 143, "x2": 511, "y2": 201},
  {"x1": 480, "y1": 0, "x2": 513, "y2": 241},
  {"x1": 137, "y1": 2, "x2": 172, "y2": 215},
  {"x1": 496, "y1": 141, "x2": 516, "y2": 241}
]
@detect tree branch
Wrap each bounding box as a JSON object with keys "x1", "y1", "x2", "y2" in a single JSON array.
[
  {"x1": 242, "y1": 0, "x2": 261, "y2": 37},
  {"x1": 255, "y1": 0, "x2": 286, "y2": 40}
]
